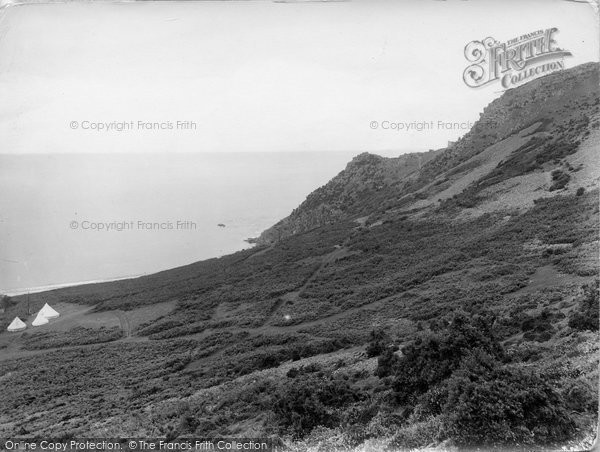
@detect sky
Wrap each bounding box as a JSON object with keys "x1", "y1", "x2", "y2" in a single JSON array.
[{"x1": 0, "y1": 0, "x2": 598, "y2": 156}]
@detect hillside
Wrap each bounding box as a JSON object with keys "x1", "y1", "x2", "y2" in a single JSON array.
[
  {"x1": 0, "y1": 62, "x2": 598, "y2": 450},
  {"x1": 258, "y1": 62, "x2": 599, "y2": 246},
  {"x1": 256, "y1": 150, "x2": 442, "y2": 244}
]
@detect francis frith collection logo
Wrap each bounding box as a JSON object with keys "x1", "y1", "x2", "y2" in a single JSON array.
[{"x1": 463, "y1": 28, "x2": 572, "y2": 89}]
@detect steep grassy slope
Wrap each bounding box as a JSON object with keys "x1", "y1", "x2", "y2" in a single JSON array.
[
  {"x1": 257, "y1": 62, "x2": 600, "y2": 235},
  {"x1": 0, "y1": 63, "x2": 598, "y2": 449},
  {"x1": 411, "y1": 62, "x2": 599, "y2": 190}
]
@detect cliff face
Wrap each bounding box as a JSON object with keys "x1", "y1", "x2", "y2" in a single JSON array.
[
  {"x1": 258, "y1": 62, "x2": 600, "y2": 244},
  {"x1": 256, "y1": 149, "x2": 442, "y2": 244},
  {"x1": 412, "y1": 62, "x2": 599, "y2": 188}
]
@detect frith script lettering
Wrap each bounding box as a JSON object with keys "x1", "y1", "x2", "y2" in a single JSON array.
[{"x1": 463, "y1": 28, "x2": 572, "y2": 89}]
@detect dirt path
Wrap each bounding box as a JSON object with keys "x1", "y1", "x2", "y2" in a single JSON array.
[
  {"x1": 265, "y1": 245, "x2": 359, "y2": 321},
  {"x1": 4, "y1": 263, "x2": 586, "y2": 364},
  {"x1": 0, "y1": 245, "x2": 379, "y2": 364},
  {"x1": 0, "y1": 287, "x2": 397, "y2": 364},
  {"x1": 0, "y1": 308, "x2": 145, "y2": 362},
  {"x1": 182, "y1": 292, "x2": 399, "y2": 372},
  {"x1": 115, "y1": 310, "x2": 132, "y2": 338},
  {"x1": 246, "y1": 244, "x2": 275, "y2": 260},
  {"x1": 261, "y1": 289, "x2": 403, "y2": 334}
]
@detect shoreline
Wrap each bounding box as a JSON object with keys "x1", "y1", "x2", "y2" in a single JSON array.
[
  {"x1": 4, "y1": 238, "x2": 260, "y2": 297},
  {"x1": 3, "y1": 274, "x2": 145, "y2": 297}
]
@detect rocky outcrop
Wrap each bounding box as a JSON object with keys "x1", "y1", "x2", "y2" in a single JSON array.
[
  {"x1": 258, "y1": 62, "x2": 599, "y2": 245},
  {"x1": 412, "y1": 62, "x2": 599, "y2": 189},
  {"x1": 256, "y1": 150, "x2": 442, "y2": 244}
]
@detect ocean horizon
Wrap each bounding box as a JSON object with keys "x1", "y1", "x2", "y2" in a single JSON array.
[{"x1": 0, "y1": 152, "x2": 360, "y2": 294}]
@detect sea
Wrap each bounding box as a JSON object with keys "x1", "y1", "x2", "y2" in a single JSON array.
[{"x1": 0, "y1": 152, "x2": 359, "y2": 295}]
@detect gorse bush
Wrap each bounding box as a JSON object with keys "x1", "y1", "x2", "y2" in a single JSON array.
[
  {"x1": 380, "y1": 312, "x2": 577, "y2": 446},
  {"x1": 521, "y1": 309, "x2": 560, "y2": 342},
  {"x1": 389, "y1": 312, "x2": 504, "y2": 405},
  {"x1": 365, "y1": 329, "x2": 391, "y2": 357},
  {"x1": 568, "y1": 280, "x2": 599, "y2": 331},
  {"x1": 272, "y1": 373, "x2": 360, "y2": 437},
  {"x1": 549, "y1": 169, "x2": 571, "y2": 191},
  {"x1": 440, "y1": 358, "x2": 575, "y2": 446},
  {"x1": 21, "y1": 327, "x2": 123, "y2": 350}
]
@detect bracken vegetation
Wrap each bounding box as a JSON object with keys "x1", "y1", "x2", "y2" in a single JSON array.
[{"x1": 0, "y1": 62, "x2": 598, "y2": 450}]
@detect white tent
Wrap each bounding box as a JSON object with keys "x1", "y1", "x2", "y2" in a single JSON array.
[
  {"x1": 7, "y1": 317, "x2": 26, "y2": 332},
  {"x1": 32, "y1": 312, "x2": 49, "y2": 326},
  {"x1": 38, "y1": 303, "x2": 59, "y2": 319}
]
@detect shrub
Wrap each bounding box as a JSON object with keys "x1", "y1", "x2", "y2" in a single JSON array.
[
  {"x1": 576, "y1": 187, "x2": 585, "y2": 196},
  {"x1": 383, "y1": 312, "x2": 577, "y2": 447},
  {"x1": 286, "y1": 363, "x2": 322, "y2": 379},
  {"x1": 375, "y1": 347, "x2": 399, "y2": 378},
  {"x1": 549, "y1": 170, "x2": 571, "y2": 191},
  {"x1": 568, "y1": 280, "x2": 599, "y2": 331},
  {"x1": 389, "y1": 417, "x2": 446, "y2": 449},
  {"x1": 521, "y1": 309, "x2": 556, "y2": 342},
  {"x1": 562, "y1": 378, "x2": 598, "y2": 413},
  {"x1": 365, "y1": 329, "x2": 390, "y2": 357},
  {"x1": 272, "y1": 373, "x2": 359, "y2": 437},
  {"x1": 21, "y1": 327, "x2": 123, "y2": 350},
  {"x1": 390, "y1": 312, "x2": 503, "y2": 404},
  {"x1": 440, "y1": 361, "x2": 576, "y2": 446}
]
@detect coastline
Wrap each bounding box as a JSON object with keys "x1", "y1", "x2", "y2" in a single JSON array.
[
  {"x1": 4, "y1": 237, "x2": 261, "y2": 297},
  {"x1": 0, "y1": 152, "x2": 356, "y2": 298},
  {"x1": 3, "y1": 274, "x2": 146, "y2": 297}
]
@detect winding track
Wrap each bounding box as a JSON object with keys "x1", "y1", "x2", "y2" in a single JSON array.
[
  {"x1": 0, "y1": 244, "x2": 382, "y2": 363},
  {"x1": 115, "y1": 310, "x2": 132, "y2": 339}
]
